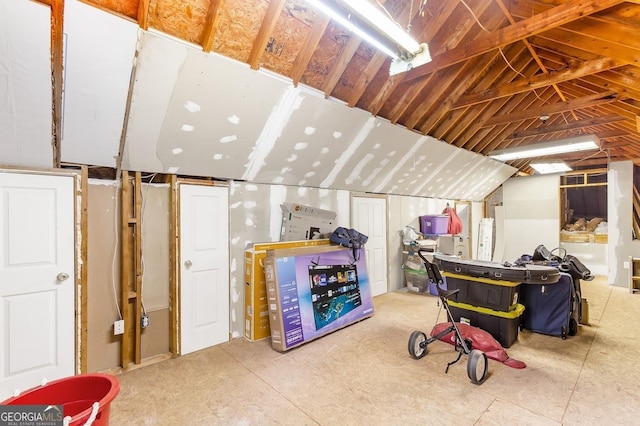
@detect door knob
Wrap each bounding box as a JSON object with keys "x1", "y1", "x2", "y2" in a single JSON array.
[
  {"x1": 184, "y1": 260, "x2": 192, "y2": 268},
  {"x1": 57, "y1": 272, "x2": 69, "y2": 281}
]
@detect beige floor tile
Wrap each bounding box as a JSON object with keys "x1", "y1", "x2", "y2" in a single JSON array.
[{"x1": 108, "y1": 275, "x2": 640, "y2": 425}]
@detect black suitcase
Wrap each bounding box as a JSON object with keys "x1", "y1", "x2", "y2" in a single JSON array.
[
  {"x1": 519, "y1": 272, "x2": 580, "y2": 339},
  {"x1": 434, "y1": 254, "x2": 561, "y2": 284}
]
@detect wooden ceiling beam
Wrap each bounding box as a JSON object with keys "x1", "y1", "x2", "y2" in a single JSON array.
[
  {"x1": 494, "y1": 0, "x2": 577, "y2": 119},
  {"x1": 476, "y1": 88, "x2": 558, "y2": 153},
  {"x1": 391, "y1": 1, "x2": 502, "y2": 125},
  {"x1": 137, "y1": 0, "x2": 149, "y2": 30},
  {"x1": 508, "y1": 114, "x2": 626, "y2": 139},
  {"x1": 455, "y1": 57, "x2": 624, "y2": 108},
  {"x1": 201, "y1": 0, "x2": 226, "y2": 52},
  {"x1": 291, "y1": 14, "x2": 330, "y2": 86},
  {"x1": 441, "y1": 55, "x2": 542, "y2": 142},
  {"x1": 482, "y1": 90, "x2": 619, "y2": 127},
  {"x1": 248, "y1": 0, "x2": 286, "y2": 70},
  {"x1": 362, "y1": 0, "x2": 469, "y2": 115},
  {"x1": 405, "y1": 0, "x2": 625, "y2": 82}
]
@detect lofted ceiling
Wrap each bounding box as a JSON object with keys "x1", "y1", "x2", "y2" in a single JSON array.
[{"x1": 79, "y1": 0, "x2": 640, "y2": 174}]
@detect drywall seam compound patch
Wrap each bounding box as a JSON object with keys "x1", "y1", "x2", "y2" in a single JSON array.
[
  {"x1": 320, "y1": 116, "x2": 376, "y2": 188},
  {"x1": 372, "y1": 136, "x2": 426, "y2": 193},
  {"x1": 345, "y1": 153, "x2": 374, "y2": 185},
  {"x1": 242, "y1": 86, "x2": 303, "y2": 181}
]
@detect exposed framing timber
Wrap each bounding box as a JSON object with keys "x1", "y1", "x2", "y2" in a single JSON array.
[
  {"x1": 405, "y1": 0, "x2": 626, "y2": 81},
  {"x1": 454, "y1": 57, "x2": 625, "y2": 108},
  {"x1": 137, "y1": 0, "x2": 149, "y2": 29},
  {"x1": 248, "y1": 0, "x2": 286, "y2": 70},
  {"x1": 169, "y1": 175, "x2": 179, "y2": 355},
  {"x1": 80, "y1": 166, "x2": 89, "y2": 373},
  {"x1": 482, "y1": 91, "x2": 619, "y2": 127},
  {"x1": 508, "y1": 115, "x2": 627, "y2": 140},
  {"x1": 202, "y1": 0, "x2": 226, "y2": 52},
  {"x1": 291, "y1": 14, "x2": 330, "y2": 86},
  {"x1": 51, "y1": 0, "x2": 64, "y2": 167}
]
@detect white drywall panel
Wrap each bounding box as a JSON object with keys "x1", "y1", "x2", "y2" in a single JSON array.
[
  {"x1": 61, "y1": 0, "x2": 138, "y2": 167},
  {"x1": 122, "y1": 31, "x2": 516, "y2": 200},
  {"x1": 124, "y1": 31, "x2": 292, "y2": 177},
  {"x1": 121, "y1": 32, "x2": 189, "y2": 173},
  {"x1": 0, "y1": 0, "x2": 52, "y2": 168},
  {"x1": 253, "y1": 87, "x2": 373, "y2": 187},
  {"x1": 502, "y1": 174, "x2": 560, "y2": 263},
  {"x1": 608, "y1": 161, "x2": 633, "y2": 286}
]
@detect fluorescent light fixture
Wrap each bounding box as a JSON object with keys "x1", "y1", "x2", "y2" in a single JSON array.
[
  {"x1": 334, "y1": 0, "x2": 421, "y2": 53},
  {"x1": 530, "y1": 161, "x2": 573, "y2": 174},
  {"x1": 307, "y1": 0, "x2": 398, "y2": 58},
  {"x1": 487, "y1": 134, "x2": 600, "y2": 162},
  {"x1": 307, "y1": 0, "x2": 431, "y2": 74}
]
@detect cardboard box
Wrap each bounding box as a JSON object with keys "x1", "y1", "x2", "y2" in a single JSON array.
[
  {"x1": 264, "y1": 245, "x2": 374, "y2": 352},
  {"x1": 244, "y1": 239, "x2": 331, "y2": 341},
  {"x1": 280, "y1": 203, "x2": 337, "y2": 241}
]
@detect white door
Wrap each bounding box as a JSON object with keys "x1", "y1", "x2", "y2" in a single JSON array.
[
  {"x1": 179, "y1": 184, "x2": 229, "y2": 355},
  {"x1": 352, "y1": 196, "x2": 388, "y2": 296},
  {"x1": 0, "y1": 172, "x2": 75, "y2": 399}
]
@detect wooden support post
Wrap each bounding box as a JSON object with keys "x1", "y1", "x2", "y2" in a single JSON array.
[
  {"x1": 169, "y1": 175, "x2": 179, "y2": 355},
  {"x1": 120, "y1": 171, "x2": 145, "y2": 368},
  {"x1": 80, "y1": 166, "x2": 89, "y2": 373},
  {"x1": 134, "y1": 172, "x2": 143, "y2": 364},
  {"x1": 120, "y1": 171, "x2": 132, "y2": 370}
]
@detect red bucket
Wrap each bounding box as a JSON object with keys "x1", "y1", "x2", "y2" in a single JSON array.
[{"x1": 1, "y1": 373, "x2": 120, "y2": 426}]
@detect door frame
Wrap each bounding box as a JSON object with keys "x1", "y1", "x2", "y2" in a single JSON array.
[
  {"x1": 170, "y1": 178, "x2": 230, "y2": 355},
  {"x1": 0, "y1": 167, "x2": 84, "y2": 374},
  {"x1": 350, "y1": 192, "x2": 389, "y2": 296}
]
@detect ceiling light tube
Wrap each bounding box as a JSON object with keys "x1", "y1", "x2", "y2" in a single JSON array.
[
  {"x1": 306, "y1": 0, "x2": 399, "y2": 58},
  {"x1": 334, "y1": 0, "x2": 421, "y2": 54},
  {"x1": 487, "y1": 134, "x2": 600, "y2": 162},
  {"x1": 530, "y1": 161, "x2": 573, "y2": 174}
]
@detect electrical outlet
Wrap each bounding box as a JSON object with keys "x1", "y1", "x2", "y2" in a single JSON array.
[
  {"x1": 114, "y1": 320, "x2": 124, "y2": 335},
  {"x1": 140, "y1": 314, "x2": 150, "y2": 329},
  {"x1": 624, "y1": 261, "x2": 630, "y2": 269}
]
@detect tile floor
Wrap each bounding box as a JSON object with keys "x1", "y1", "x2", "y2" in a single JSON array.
[{"x1": 109, "y1": 276, "x2": 640, "y2": 425}]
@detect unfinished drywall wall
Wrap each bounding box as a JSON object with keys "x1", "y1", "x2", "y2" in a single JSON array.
[
  {"x1": 139, "y1": 183, "x2": 171, "y2": 357},
  {"x1": 87, "y1": 180, "x2": 121, "y2": 372},
  {"x1": 87, "y1": 180, "x2": 171, "y2": 372},
  {"x1": 0, "y1": 0, "x2": 52, "y2": 168},
  {"x1": 502, "y1": 175, "x2": 561, "y2": 263}
]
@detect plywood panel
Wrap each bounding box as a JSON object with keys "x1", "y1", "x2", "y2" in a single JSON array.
[
  {"x1": 148, "y1": 0, "x2": 208, "y2": 45},
  {"x1": 84, "y1": 0, "x2": 138, "y2": 19},
  {"x1": 212, "y1": 0, "x2": 268, "y2": 62},
  {"x1": 260, "y1": 0, "x2": 312, "y2": 76},
  {"x1": 300, "y1": 21, "x2": 347, "y2": 89}
]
